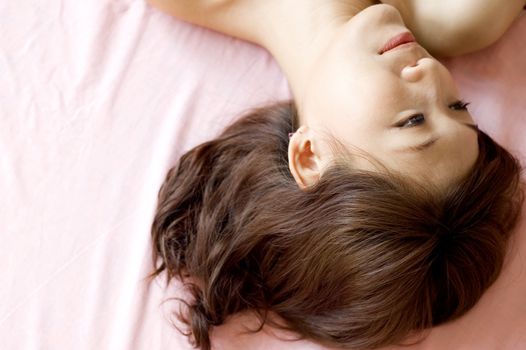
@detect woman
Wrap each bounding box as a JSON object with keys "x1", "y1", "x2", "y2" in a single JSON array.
[{"x1": 148, "y1": 1, "x2": 525, "y2": 349}]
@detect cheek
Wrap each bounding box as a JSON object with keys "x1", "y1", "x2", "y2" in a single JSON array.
[
  {"x1": 342, "y1": 77, "x2": 401, "y2": 128},
  {"x1": 326, "y1": 77, "x2": 398, "y2": 138},
  {"x1": 303, "y1": 53, "x2": 398, "y2": 140}
]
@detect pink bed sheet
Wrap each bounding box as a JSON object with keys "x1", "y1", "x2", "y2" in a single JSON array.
[{"x1": 0, "y1": 1, "x2": 524, "y2": 349}]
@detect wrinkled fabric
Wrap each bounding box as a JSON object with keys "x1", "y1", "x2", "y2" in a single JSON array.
[{"x1": 0, "y1": 1, "x2": 524, "y2": 349}]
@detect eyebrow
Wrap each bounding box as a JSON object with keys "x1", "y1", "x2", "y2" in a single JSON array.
[
  {"x1": 465, "y1": 123, "x2": 479, "y2": 132},
  {"x1": 405, "y1": 137, "x2": 439, "y2": 152},
  {"x1": 403, "y1": 123, "x2": 479, "y2": 153}
]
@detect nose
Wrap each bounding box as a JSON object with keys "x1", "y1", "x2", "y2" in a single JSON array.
[
  {"x1": 367, "y1": 3, "x2": 405, "y2": 25},
  {"x1": 401, "y1": 57, "x2": 439, "y2": 82}
]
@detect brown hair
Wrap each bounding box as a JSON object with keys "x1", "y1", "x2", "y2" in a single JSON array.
[{"x1": 151, "y1": 101, "x2": 523, "y2": 350}]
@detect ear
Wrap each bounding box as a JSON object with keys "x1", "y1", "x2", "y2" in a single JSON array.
[{"x1": 288, "y1": 126, "x2": 327, "y2": 189}]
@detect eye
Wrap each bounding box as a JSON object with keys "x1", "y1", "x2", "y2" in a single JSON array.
[
  {"x1": 449, "y1": 100, "x2": 471, "y2": 111},
  {"x1": 396, "y1": 113, "x2": 425, "y2": 128}
]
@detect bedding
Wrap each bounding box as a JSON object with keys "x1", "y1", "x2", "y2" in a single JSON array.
[{"x1": 1, "y1": 1, "x2": 524, "y2": 349}]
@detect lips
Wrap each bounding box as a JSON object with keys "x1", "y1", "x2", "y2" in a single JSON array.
[{"x1": 379, "y1": 32, "x2": 416, "y2": 54}]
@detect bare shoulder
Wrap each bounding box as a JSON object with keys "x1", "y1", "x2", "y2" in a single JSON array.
[
  {"x1": 147, "y1": 0, "x2": 272, "y2": 43},
  {"x1": 382, "y1": 0, "x2": 526, "y2": 56}
]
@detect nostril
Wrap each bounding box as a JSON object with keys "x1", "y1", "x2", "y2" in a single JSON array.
[
  {"x1": 412, "y1": 57, "x2": 427, "y2": 67},
  {"x1": 401, "y1": 64, "x2": 422, "y2": 82}
]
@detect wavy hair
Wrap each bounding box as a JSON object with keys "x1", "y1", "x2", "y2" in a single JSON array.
[{"x1": 151, "y1": 101, "x2": 523, "y2": 350}]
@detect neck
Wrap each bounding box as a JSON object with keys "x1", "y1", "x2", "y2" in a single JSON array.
[{"x1": 257, "y1": 0, "x2": 375, "y2": 106}]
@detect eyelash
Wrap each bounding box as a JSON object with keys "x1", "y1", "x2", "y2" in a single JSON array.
[
  {"x1": 397, "y1": 100, "x2": 471, "y2": 128},
  {"x1": 450, "y1": 100, "x2": 471, "y2": 111}
]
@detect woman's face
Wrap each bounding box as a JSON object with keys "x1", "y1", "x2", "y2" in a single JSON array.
[{"x1": 296, "y1": 5, "x2": 479, "y2": 190}]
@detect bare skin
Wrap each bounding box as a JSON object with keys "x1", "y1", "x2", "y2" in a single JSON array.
[
  {"x1": 147, "y1": 0, "x2": 525, "y2": 66},
  {"x1": 148, "y1": 0, "x2": 525, "y2": 190}
]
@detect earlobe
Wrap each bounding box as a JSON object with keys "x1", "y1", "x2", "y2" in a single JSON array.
[{"x1": 288, "y1": 127, "x2": 324, "y2": 189}]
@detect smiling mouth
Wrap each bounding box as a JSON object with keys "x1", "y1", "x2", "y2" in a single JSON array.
[{"x1": 379, "y1": 32, "x2": 416, "y2": 54}]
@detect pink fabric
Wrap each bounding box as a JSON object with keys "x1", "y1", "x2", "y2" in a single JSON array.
[{"x1": 0, "y1": 1, "x2": 524, "y2": 349}]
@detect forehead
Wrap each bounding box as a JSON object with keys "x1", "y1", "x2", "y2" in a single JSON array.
[{"x1": 338, "y1": 125, "x2": 480, "y2": 191}]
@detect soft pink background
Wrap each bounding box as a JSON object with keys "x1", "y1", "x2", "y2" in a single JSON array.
[{"x1": 0, "y1": 1, "x2": 524, "y2": 349}]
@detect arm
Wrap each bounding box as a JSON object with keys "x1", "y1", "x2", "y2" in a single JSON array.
[
  {"x1": 382, "y1": 0, "x2": 526, "y2": 56},
  {"x1": 148, "y1": 0, "x2": 525, "y2": 58},
  {"x1": 147, "y1": 0, "x2": 269, "y2": 44}
]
